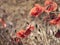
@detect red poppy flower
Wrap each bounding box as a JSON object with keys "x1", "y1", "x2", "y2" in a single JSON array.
[
  {"x1": 24, "y1": 25, "x2": 34, "y2": 36},
  {"x1": 49, "y1": 19, "x2": 57, "y2": 25},
  {"x1": 16, "y1": 25, "x2": 34, "y2": 38},
  {"x1": 26, "y1": 25, "x2": 34, "y2": 31},
  {"x1": 49, "y1": 16, "x2": 60, "y2": 25},
  {"x1": 29, "y1": 4, "x2": 44, "y2": 17},
  {"x1": 24, "y1": 29, "x2": 31, "y2": 37},
  {"x1": 44, "y1": 0, "x2": 57, "y2": 13},
  {"x1": 56, "y1": 18, "x2": 60, "y2": 27},
  {"x1": 16, "y1": 30, "x2": 26, "y2": 38}
]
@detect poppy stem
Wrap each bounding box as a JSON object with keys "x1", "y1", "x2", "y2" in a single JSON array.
[{"x1": 51, "y1": 11, "x2": 60, "y2": 13}]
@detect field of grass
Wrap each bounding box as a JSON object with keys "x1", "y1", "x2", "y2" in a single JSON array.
[{"x1": 0, "y1": 0, "x2": 60, "y2": 45}]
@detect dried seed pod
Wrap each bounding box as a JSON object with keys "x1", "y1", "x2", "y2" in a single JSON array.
[
  {"x1": 35, "y1": 24, "x2": 38, "y2": 28},
  {"x1": 55, "y1": 29, "x2": 60, "y2": 38},
  {"x1": 6, "y1": 29, "x2": 9, "y2": 33},
  {"x1": 38, "y1": 29, "x2": 41, "y2": 32},
  {"x1": 15, "y1": 30, "x2": 17, "y2": 33},
  {"x1": 35, "y1": 36, "x2": 37, "y2": 40}
]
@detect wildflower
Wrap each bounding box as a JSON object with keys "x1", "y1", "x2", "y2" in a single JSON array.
[
  {"x1": 29, "y1": 4, "x2": 44, "y2": 17},
  {"x1": 49, "y1": 19, "x2": 57, "y2": 25},
  {"x1": 49, "y1": 16, "x2": 60, "y2": 25},
  {"x1": 26, "y1": 25, "x2": 34, "y2": 31},
  {"x1": 44, "y1": 0, "x2": 57, "y2": 13},
  {"x1": 16, "y1": 29, "x2": 26, "y2": 38},
  {"x1": 24, "y1": 25, "x2": 34, "y2": 37},
  {"x1": 16, "y1": 25, "x2": 34, "y2": 38}
]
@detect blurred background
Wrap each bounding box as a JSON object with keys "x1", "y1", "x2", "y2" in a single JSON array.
[{"x1": 0, "y1": 0, "x2": 60, "y2": 45}]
